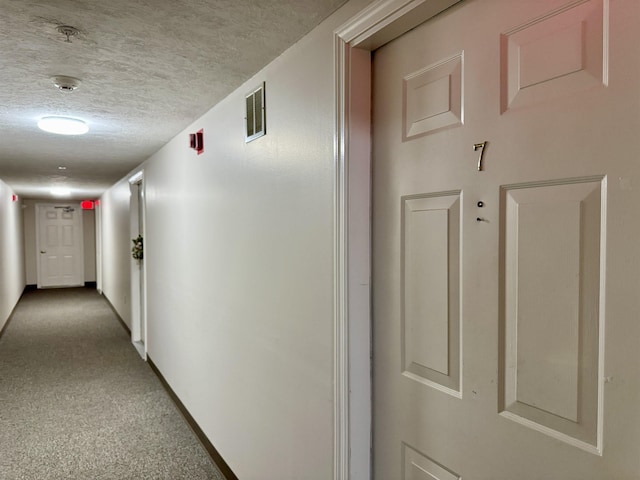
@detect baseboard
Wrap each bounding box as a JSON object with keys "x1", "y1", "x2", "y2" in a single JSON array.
[
  {"x1": 24, "y1": 284, "x2": 96, "y2": 291},
  {"x1": 102, "y1": 294, "x2": 131, "y2": 336},
  {"x1": 100, "y1": 294, "x2": 237, "y2": 479},
  {"x1": 147, "y1": 357, "x2": 239, "y2": 480},
  {"x1": 0, "y1": 307, "x2": 16, "y2": 341},
  {"x1": 0, "y1": 287, "x2": 28, "y2": 341}
]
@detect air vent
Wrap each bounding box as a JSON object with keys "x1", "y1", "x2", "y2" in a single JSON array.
[{"x1": 245, "y1": 82, "x2": 265, "y2": 142}]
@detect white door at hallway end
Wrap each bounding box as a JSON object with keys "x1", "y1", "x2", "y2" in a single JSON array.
[
  {"x1": 372, "y1": 0, "x2": 640, "y2": 478},
  {"x1": 36, "y1": 203, "x2": 85, "y2": 288}
]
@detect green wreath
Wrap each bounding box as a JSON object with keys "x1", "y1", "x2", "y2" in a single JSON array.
[{"x1": 132, "y1": 235, "x2": 143, "y2": 261}]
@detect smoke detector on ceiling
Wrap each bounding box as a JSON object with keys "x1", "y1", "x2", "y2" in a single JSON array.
[
  {"x1": 56, "y1": 25, "x2": 80, "y2": 43},
  {"x1": 53, "y1": 76, "x2": 81, "y2": 92}
]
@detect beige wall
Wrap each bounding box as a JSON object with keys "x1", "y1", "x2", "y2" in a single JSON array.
[
  {"x1": 22, "y1": 199, "x2": 96, "y2": 285},
  {"x1": 99, "y1": 0, "x2": 373, "y2": 478},
  {"x1": 0, "y1": 180, "x2": 25, "y2": 330}
]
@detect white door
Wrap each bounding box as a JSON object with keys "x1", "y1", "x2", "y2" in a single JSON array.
[
  {"x1": 372, "y1": 0, "x2": 640, "y2": 478},
  {"x1": 36, "y1": 203, "x2": 84, "y2": 288}
]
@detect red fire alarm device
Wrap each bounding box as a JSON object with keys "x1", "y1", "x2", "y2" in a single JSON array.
[
  {"x1": 11, "y1": 194, "x2": 17, "y2": 202},
  {"x1": 189, "y1": 129, "x2": 204, "y2": 155},
  {"x1": 81, "y1": 200, "x2": 95, "y2": 210}
]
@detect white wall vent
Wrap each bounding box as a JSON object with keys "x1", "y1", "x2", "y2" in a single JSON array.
[{"x1": 245, "y1": 82, "x2": 266, "y2": 142}]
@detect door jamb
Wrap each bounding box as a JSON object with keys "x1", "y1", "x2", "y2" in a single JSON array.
[
  {"x1": 128, "y1": 170, "x2": 147, "y2": 359},
  {"x1": 333, "y1": 1, "x2": 462, "y2": 478},
  {"x1": 95, "y1": 200, "x2": 103, "y2": 294}
]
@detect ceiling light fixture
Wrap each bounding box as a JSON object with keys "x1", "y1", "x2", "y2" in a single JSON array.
[
  {"x1": 50, "y1": 187, "x2": 71, "y2": 197},
  {"x1": 38, "y1": 116, "x2": 89, "y2": 135}
]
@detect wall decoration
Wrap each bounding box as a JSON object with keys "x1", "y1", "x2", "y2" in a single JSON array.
[{"x1": 131, "y1": 235, "x2": 143, "y2": 261}]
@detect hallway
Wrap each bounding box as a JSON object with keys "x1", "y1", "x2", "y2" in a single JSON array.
[
  {"x1": 2, "y1": 0, "x2": 640, "y2": 477},
  {"x1": 0, "y1": 288, "x2": 225, "y2": 480}
]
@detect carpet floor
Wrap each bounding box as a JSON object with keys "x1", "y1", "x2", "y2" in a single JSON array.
[{"x1": 0, "y1": 287, "x2": 226, "y2": 480}]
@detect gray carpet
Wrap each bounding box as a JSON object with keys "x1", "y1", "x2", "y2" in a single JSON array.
[{"x1": 0, "y1": 287, "x2": 226, "y2": 480}]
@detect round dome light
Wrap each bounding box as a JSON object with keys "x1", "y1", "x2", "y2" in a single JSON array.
[{"x1": 38, "y1": 116, "x2": 89, "y2": 135}]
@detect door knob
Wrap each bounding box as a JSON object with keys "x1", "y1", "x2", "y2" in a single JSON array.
[{"x1": 40, "y1": 251, "x2": 46, "y2": 254}]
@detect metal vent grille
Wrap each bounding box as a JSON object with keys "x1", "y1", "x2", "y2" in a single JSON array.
[{"x1": 245, "y1": 83, "x2": 265, "y2": 142}]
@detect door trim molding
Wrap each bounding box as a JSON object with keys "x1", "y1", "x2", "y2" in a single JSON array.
[
  {"x1": 128, "y1": 170, "x2": 147, "y2": 359},
  {"x1": 332, "y1": 1, "x2": 462, "y2": 478}
]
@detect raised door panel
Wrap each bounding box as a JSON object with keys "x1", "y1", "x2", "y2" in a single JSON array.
[
  {"x1": 402, "y1": 192, "x2": 461, "y2": 395},
  {"x1": 46, "y1": 225, "x2": 59, "y2": 248},
  {"x1": 62, "y1": 225, "x2": 74, "y2": 247},
  {"x1": 500, "y1": 178, "x2": 604, "y2": 452},
  {"x1": 501, "y1": 0, "x2": 607, "y2": 112},
  {"x1": 403, "y1": 53, "x2": 463, "y2": 139},
  {"x1": 403, "y1": 444, "x2": 461, "y2": 480}
]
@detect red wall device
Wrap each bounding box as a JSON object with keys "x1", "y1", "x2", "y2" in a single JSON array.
[{"x1": 189, "y1": 129, "x2": 204, "y2": 155}]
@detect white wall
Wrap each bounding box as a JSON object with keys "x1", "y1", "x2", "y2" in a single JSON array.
[
  {"x1": 100, "y1": 179, "x2": 132, "y2": 328},
  {"x1": 100, "y1": 1, "x2": 372, "y2": 478},
  {"x1": 22, "y1": 199, "x2": 96, "y2": 285},
  {"x1": 0, "y1": 180, "x2": 25, "y2": 331}
]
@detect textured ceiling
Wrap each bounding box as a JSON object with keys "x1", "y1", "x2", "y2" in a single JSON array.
[{"x1": 0, "y1": 0, "x2": 348, "y2": 199}]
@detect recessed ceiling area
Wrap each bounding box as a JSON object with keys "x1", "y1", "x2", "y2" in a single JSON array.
[{"x1": 0, "y1": 0, "x2": 349, "y2": 199}]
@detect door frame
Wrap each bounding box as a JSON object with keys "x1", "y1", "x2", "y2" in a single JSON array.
[
  {"x1": 95, "y1": 200, "x2": 103, "y2": 294},
  {"x1": 35, "y1": 202, "x2": 85, "y2": 289},
  {"x1": 129, "y1": 170, "x2": 147, "y2": 359},
  {"x1": 332, "y1": 1, "x2": 462, "y2": 478}
]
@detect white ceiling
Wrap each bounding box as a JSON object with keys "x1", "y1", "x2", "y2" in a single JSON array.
[{"x1": 0, "y1": 0, "x2": 348, "y2": 200}]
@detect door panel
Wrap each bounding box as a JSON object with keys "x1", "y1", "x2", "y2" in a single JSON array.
[
  {"x1": 372, "y1": 0, "x2": 640, "y2": 478},
  {"x1": 500, "y1": 178, "x2": 603, "y2": 449},
  {"x1": 402, "y1": 192, "x2": 461, "y2": 396}
]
